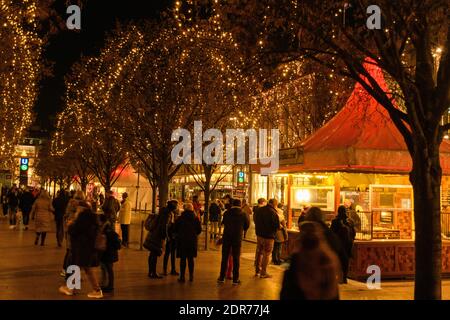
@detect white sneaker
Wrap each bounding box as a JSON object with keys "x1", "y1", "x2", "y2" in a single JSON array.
[
  {"x1": 87, "y1": 289, "x2": 103, "y2": 299},
  {"x1": 8, "y1": 225, "x2": 14, "y2": 229},
  {"x1": 59, "y1": 285, "x2": 74, "y2": 296}
]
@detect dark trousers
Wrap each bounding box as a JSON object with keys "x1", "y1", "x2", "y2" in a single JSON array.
[
  {"x1": 55, "y1": 218, "x2": 64, "y2": 246},
  {"x1": 272, "y1": 242, "x2": 282, "y2": 264},
  {"x1": 148, "y1": 252, "x2": 159, "y2": 275},
  {"x1": 9, "y1": 206, "x2": 17, "y2": 225},
  {"x1": 63, "y1": 249, "x2": 72, "y2": 280},
  {"x1": 180, "y1": 257, "x2": 194, "y2": 280},
  {"x1": 22, "y1": 210, "x2": 31, "y2": 226},
  {"x1": 219, "y1": 241, "x2": 241, "y2": 282},
  {"x1": 35, "y1": 232, "x2": 47, "y2": 245},
  {"x1": 2, "y1": 204, "x2": 7, "y2": 216},
  {"x1": 121, "y1": 224, "x2": 129, "y2": 246},
  {"x1": 163, "y1": 240, "x2": 177, "y2": 273},
  {"x1": 100, "y1": 262, "x2": 114, "y2": 289}
]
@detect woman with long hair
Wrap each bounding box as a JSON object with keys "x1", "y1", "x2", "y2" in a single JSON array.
[
  {"x1": 30, "y1": 189, "x2": 54, "y2": 246},
  {"x1": 59, "y1": 205, "x2": 103, "y2": 298}
]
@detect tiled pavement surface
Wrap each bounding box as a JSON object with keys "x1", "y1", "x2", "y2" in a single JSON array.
[{"x1": 2, "y1": 213, "x2": 450, "y2": 300}]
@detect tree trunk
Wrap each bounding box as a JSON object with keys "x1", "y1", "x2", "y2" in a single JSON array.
[
  {"x1": 104, "y1": 175, "x2": 111, "y2": 193},
  {"x1": 151, "y1": 185, "x2": 157, "y2": 213},
  {"x1": 158, "y1": 159, "x2": 169, "y2": 213},
  {"x1": 204, "y1": 166, "x2": 212, "y2": 250},
  {"x1": 80, "y1": 178, "x2": 87, "y2": 193},
  {"x1": 53, "y1": 180, "x2": 56, "y2": 198},
  {"x1": 410, "y1": 141, "x2": 442, "y2": 300}
]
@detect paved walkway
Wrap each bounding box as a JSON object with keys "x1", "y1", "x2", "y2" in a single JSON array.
[{"x1": 1, "y1": 213, "x2": 450, "y2": 300}]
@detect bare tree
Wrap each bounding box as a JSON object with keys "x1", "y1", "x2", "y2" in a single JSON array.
[{"x1": 203, "y1": 0, "x2": 450, "y2": 299}]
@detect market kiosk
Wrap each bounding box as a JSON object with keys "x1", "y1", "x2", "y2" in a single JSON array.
[{"x1": 275, "y1": 61, "x2": 450, "y2": 280}]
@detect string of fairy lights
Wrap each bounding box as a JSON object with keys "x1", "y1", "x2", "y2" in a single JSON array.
[
  {"x1": 52, "y1": 1, "x2": 444, "y2": 162},
  {"x1": 52, "y1": 20, "x2": 255, "y2": 162},
  {"x1": 0, "y1": 0, "x2": 41, "y2": 166}
]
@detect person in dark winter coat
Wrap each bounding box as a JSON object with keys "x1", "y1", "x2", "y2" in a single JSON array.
[
  {"x1": 147, "y1": 201, "x2": 174, "y2": 278},
  {"x1": 209, "y1": 200, "x2": 221, "y2": 239},
  {"x1": 1, "y1": 186, "x2": 9, "y2": 217},
  {"x1": 331, "y1": 205, "x2": 356, "y2": 283},
  {"x1": 7, "y1": 185, "x2": 19, "y2": 229},
  {"x1": 174, "y1": 203, "x2": 202, "y2": 282},
  {"x1": 101, "y1": 191, "x2": 120, "y2": 225},
  {"x1": 52, "y1": 190, "x2": 69, "y2": 246},
  {"x1": 217, "y1": 199, "x2": 250, "y2": 285},
  {"x1": 344, "y1": 199, "x2": 361, "y2": 232},
  {"x1": 163, "y1": 200, "x2": 180, "y2": 276},
  {"x1": 253, "y1": 200, "x2": 280, "y2": 278},
  {"x1": 280, "y1": 221, "x2": 341, "y2": 300},
  {"x1": 304, "y1": 206, "x2": 348, "y2": 283},
  {"x1": 59, "y1": 205, "x2": 103, "y2": 298},
  {"x1": 19, "y1": 187, "x2": 35, "y2": 230},
  {"x1": 99, "y1": 214, "x2": 121, "y2": 293}
]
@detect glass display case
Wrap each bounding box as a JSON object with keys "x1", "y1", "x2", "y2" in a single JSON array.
[{"x1": 354, "y1": 185, "x2": 414, "y2": 240}]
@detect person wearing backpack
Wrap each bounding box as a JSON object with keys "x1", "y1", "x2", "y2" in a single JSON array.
[
  {"x1": 331, "y1": 205, "x2": 356, "y2": 284},
  {"x1": 144, "y1": 201, "x2": 174, "y2": 278},
  {"x1": 98, "y1": 214, "x2": 122, "y2": 293}
]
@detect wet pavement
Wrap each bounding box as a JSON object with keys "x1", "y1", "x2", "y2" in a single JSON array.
[{"x1": 1, "y1": 214, "x2": 450, "y2": 300}]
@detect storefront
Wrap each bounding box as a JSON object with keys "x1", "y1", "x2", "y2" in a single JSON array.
[
  {"x1": 169, "y1": 165, "x2": 250, "y2": 203},
  {"x1": 255, "y1": 61, "x2": 450, "y2": 280}
]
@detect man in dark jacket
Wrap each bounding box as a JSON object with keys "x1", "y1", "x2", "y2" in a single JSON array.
[
  {"x1": 209, "y1": 200, "x2": 221, "y2": 239},
  {"x1": 163, "y1": 200, "x2": 180, "y2": 276},
  {"x1": 53, "y1": 190, "x2": 69, "y2": 246},
  {"x1": 331, "y1": 205, "x2": 356, "y2": 283},
  {"x1": 1, "y1": 186, "x2": 9, "y2": 217},
  {"x1": 218, "y1": 199, "x2": 250, "y2": 285},
  {"x1": 7, "y1": 185, "x2": 19, "y2": 229},
  {"x1": 305, "y1": 206, "x2": 348, "y2": 283},
  {"x1": 19, "y1": 187, "x2": 35, "y2": 230},
  {"x1": 253, "y1": 199, "x2": 280, "y2": 278},
  {"x1": 147, "y1": 201, "x2": 174, "y2": 279},
  {"x1": 101, "y1": 191, "x2": 120, "y2": 225}
]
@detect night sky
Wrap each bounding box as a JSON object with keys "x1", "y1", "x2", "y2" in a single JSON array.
[{"x1": 35, "y1": 0, "x2": 174, "y2": 134}]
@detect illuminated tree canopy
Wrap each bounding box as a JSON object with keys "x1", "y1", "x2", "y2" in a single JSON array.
[{"x1": 0, "y1": 0, "x2": 43, "y2": 166}]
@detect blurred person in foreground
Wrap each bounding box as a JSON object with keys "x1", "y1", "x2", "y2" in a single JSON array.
[
  {"x1": 61, "y1": 191, "x2": 87, "y2": 278},
  {"x1": 280, "y1": 221, "x2": 341, "y2": 300},
  {"x1": 59, "y1": 204, "x2": 103, "y2": 298},
  {"x1": 303, "y1": 206, "x2": 347, "y2": 281}
]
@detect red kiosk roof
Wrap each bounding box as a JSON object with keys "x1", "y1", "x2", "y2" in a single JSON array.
[{"x1": 278, "y1": 60, "x2": 450, "y2": 174}]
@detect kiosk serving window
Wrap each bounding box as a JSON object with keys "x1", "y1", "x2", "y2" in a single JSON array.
[{"x1": 363, "y1": 185, "x2": 414, "y2": 240}]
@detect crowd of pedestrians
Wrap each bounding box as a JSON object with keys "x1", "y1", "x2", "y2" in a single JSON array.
[
  {"x1": 1, "y1": 182, "x2": 358, "y2": 300},
  {"x1": 1, "y1": 184, "x2": 38, "y2": 230}
]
